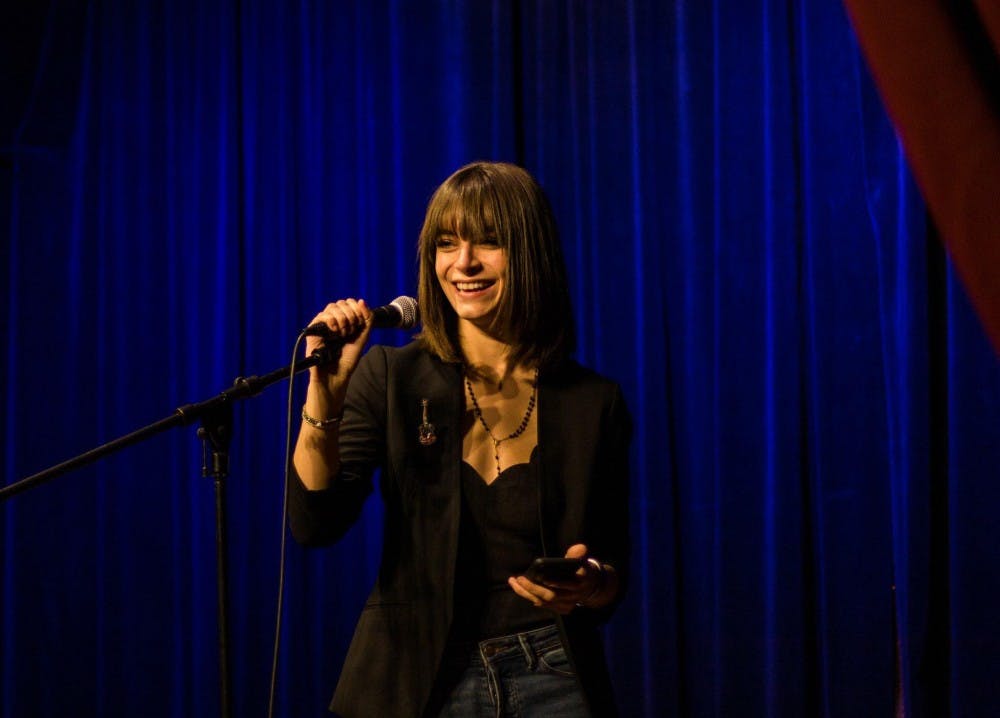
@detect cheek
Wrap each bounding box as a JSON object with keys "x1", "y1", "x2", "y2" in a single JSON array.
[
  {"x1": 491, "y1": 252, "x2": 508, "y2": 277},
  {"x1": 493, "y1": 261, "x2": 508, "y2": 290}
]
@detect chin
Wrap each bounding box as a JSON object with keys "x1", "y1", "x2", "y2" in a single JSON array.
[{"x1": 455, "y1": 308, "x2": 500, "y2": 326}]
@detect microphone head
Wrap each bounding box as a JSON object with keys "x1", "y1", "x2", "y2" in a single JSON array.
[{"x1": 375, "y1": 295, "x2": 419, "y2": 329}]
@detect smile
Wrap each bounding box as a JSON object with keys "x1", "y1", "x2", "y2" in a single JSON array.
[{"x1": 454, "y1": 280, "x2": 496, "y2": 292}]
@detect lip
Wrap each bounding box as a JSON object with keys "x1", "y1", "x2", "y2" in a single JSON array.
[{"x1": 452, "y1": 279, "x2": 497, "y2": 297}]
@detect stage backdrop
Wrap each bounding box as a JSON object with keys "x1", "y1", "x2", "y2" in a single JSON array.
[{"x1": 3, "y1": 1, "x2": 998, "y2": 716}]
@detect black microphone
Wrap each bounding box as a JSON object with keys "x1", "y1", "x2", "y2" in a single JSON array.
[{"x1": 302, "y1": 296, "x2": 419, "y2": 337}]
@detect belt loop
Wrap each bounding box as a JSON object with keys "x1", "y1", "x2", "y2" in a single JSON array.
[
  {"x1": 479, "y1": 643, "x2": 501, "y2": 716},
  {"x1": 518, "y1": 632, "x2": 536, "y2": 669}
]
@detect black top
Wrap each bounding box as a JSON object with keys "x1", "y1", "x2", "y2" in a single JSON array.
[{"x1": 451, "y1": 447, "x2": 553, "y2": 640}]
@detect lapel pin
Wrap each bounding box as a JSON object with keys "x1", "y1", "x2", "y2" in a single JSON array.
[{"x1": 418, "y1": 398, "x2": 437, "y2": 446}]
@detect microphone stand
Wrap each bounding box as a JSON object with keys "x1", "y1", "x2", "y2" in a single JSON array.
[{"x1": 0, "y1": 344, "x2": 340, "y2": 718}]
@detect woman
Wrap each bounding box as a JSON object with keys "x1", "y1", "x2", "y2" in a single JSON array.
[{"x1": 290, "y1": 161, "x2": 631, "y2": 716}]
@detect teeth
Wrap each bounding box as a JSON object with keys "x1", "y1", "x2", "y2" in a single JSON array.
[{"x1": 456, "y1": 281, "x2": 493, "y2": 291}]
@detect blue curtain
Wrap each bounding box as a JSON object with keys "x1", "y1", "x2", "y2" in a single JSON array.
[{"x1": 3, "y1": 1, "x2": 998, "y2": 716}]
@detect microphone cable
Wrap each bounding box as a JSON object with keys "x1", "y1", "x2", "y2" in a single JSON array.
[
  {"x1": 266, "y1": 299, "x2": 416, "y2": 715},
  {"x1": 268, "y1": 330, "x2": 308, "y2": 718}
]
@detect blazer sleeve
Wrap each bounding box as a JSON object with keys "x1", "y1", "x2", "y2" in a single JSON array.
[
  {"x1": 288, "y1": 345, "x2": 388, "y2": 546},
  {"x1": 582, "y1": 382, "x2": 633, "y2": 623}
]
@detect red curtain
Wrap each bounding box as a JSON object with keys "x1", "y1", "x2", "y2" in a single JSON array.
[{"x1": 844, "y1": 0, "x2": 1000, "y2": 355}]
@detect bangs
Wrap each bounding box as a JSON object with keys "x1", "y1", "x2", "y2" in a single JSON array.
[{"x1": 425, "y1": 174, "x2": 502, "y2": 245}]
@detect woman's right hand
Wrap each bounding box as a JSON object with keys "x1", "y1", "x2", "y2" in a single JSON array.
[
  {"x1": 303, "y1": 298, "x2": 374, "y2": 407},
  {"x1": 295, "y1": 298, "x2": 373, "y2": 490},
  {"x1": 305, "y1": 297, "x2": 375, "y2": 387}
]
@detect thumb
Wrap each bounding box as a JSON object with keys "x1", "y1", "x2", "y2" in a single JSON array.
[{"x1": 564, "y1": 543, "x2": 588, "y2": 559}]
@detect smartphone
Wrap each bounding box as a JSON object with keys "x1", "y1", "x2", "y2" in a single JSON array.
[{"x1": 525, "y1": 557, "x2": 585, "y2": 584}]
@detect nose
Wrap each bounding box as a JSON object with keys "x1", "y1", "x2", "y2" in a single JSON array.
[{"x1": 454, "y1": 240, "x2": 481, "y2": 272}]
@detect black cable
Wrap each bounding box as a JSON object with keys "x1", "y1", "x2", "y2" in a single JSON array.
[{"x1": 268, "y1": 332, "x2": 307, "y2": 718}]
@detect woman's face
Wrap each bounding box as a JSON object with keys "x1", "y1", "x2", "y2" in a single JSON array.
[{"x1": 434, "y1": 227, "x2": 507, "y2": 331}]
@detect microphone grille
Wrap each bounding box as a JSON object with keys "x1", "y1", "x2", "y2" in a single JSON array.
[{"x1": 389, "y1": 296, "x2": 419, "y2": 329}]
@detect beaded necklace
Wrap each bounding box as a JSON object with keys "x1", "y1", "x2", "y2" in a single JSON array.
[{"x1": 464, "y1": 368, "x2": 538, "y2": 478}]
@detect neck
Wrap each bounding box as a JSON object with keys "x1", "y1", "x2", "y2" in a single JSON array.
[{"x1": 458, "y1": 320, "x2": 518, "y2": 382}]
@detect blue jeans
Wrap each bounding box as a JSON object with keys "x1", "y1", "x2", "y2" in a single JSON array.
[{"x1": 431, "y1": 624, "x2": 591, "y2": 717}]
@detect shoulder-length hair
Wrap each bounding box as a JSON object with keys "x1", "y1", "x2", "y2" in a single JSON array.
[{"x1": 416, "y1": 161, "x2": 575, "y2": 369}]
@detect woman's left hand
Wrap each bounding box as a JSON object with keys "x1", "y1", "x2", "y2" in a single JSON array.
[{"x1": 508, "y1": 543, "x2": 612, "y2": 614}]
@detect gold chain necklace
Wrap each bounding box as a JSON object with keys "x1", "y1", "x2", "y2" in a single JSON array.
[{"x1": 465, "y1": 368, "x2": 538, "y2": 478}]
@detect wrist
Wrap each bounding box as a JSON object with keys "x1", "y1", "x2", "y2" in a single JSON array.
[
  {"x1": 301, "y1": 405, "x2": 343, "y2": 430},
  {"x1": 306, "y1": 376, "x2": 347, "y2": 406}
]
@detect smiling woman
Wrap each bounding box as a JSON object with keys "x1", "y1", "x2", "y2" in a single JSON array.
[
  {"x1": 288, "y1": 161, "x2": 632, "y2": 717},
  {"x1": 416, "y1": 162, "x2": 576, "y2": 371}
]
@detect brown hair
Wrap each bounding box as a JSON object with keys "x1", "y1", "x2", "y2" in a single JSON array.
[{"x1": 416, "y1": 161, "x2": 575, "y2": 369}]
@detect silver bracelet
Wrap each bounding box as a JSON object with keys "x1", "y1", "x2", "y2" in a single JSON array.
[{"x1": 301, "y1": 406, "x2": 343, "y2": 429}]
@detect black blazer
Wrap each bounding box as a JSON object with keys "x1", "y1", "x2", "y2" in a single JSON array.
[{"x1": 289, "y1": 341, "x2": 632, "y2": 717}]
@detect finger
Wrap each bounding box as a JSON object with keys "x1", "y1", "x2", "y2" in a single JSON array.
[
  {"x1": 326, "y1": 303, "x2": 354, "y2": 335},
  {"x1": 315, "y1": 306, "x2": 342, "y2": 335},
  {"x1": 508, "y1": 577, "x2": 543, "y2": 606},
  {"x1": 340, "y1": 298, "x2": 371, "y2": 331},
  {"x1": 512, "y1": 576, "x2": 557, "y2": 603},
  {"x1": 343, "y1": 297, "x2": 372, "y2": 325},
  {"x1": 564, "y1": 543, "x2": 588, "y2": 559},
  {"x1": 319, "y1": 300, "x2": 366, "y2": 336},
  {"x1": 510, "y1": 576, "x2": 560, "y2": 605}
]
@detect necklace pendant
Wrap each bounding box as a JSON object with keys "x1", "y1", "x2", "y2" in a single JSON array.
[{"x1": 465, "y1": 367, "x2": 539, "y2": 478}]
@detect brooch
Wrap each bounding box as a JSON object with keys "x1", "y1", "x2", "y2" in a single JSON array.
[{"x1": 418, "y1": 398, "x2": 437, "y2": 446}]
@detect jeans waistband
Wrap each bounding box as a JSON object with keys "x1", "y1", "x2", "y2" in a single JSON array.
[{"x1": 477, "y1": 623, "x2": 562, "y2": 660}]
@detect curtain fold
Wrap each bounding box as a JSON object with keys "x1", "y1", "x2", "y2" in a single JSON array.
[{"x1": 3, "y1": 1, "x2": 998, "y2": 716}]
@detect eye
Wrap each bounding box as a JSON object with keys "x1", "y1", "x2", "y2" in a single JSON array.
[
  {"x1": 479, "y1": 232, "x2": 500, "y2": 247},
  {"x1": 435, "y1": 233, "x2": 458, "y2": 250}
]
